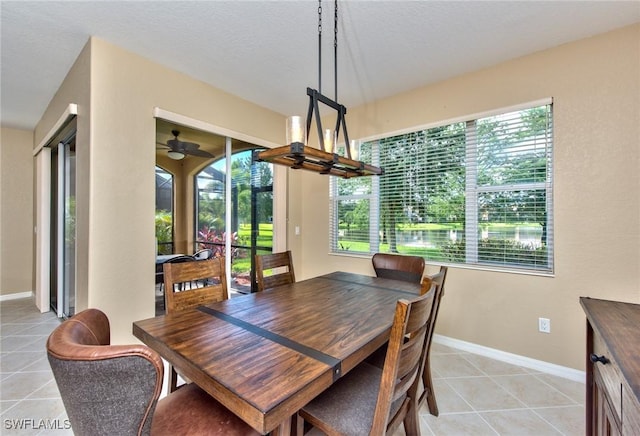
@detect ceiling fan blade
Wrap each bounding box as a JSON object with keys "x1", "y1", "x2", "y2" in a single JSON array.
[
  {"x1": 166, "y1": 138, "x2": 183, "y2": 149},
  {"x1": 182, "y1": 141, "x2": 202, "y2": 151},
  {"x1": 184, "y1": 148, "x2": 214, "y2": 158},
  {"x1": 159, "y1": 131, "x2": 212, "y2": 158}
]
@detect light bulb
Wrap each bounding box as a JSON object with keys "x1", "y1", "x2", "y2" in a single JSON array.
[
  {"x1": 286, "y1": 116, "x2": 305, "y2": 145},
  {"x1": 324, "y1": 129, "x2": 335, "y2": 153}
]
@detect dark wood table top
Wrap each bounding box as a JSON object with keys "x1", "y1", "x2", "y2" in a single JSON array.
[{"x1": 133, "y1": 271, "x2": 420, "y2": 435}]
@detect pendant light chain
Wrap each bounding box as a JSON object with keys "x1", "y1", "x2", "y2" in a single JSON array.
[
  {"x1": 334, "y1": 0, "x2": 338, "y2": 103},
  {"x1": 318, "y1": 0, "x2": 340, "y2": 101},
  {"x1": 318, "y1": 0, "x2": 322, "y2": 95},
  {"x1": 256, "y1": 0, "x2": 383, "y2": 177}
]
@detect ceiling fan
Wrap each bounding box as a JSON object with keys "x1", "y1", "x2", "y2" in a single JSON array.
[{"x1": 158, "y1": 130, "x2": 214, "y2": 160}]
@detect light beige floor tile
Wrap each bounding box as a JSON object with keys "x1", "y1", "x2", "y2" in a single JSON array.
[
  {"x1": 36, "y1": 425, "x2": 74, "y2": 436},
  {"x1": 0, "y1": 372, "x2": 55, "y2": 401},
  {"x1": 492, "y1": 374, "x2": 576, "y2": 408},
  {"x1": 430, "y1": 342, "x2": 466, "y2": 355},
  {"x1": 533, "y1": 405, "x2": 585, "y2": 435},
  {"x1": 463, "y1": 353, "x2": 530, "y2": 376},
  {"x1": 422, "y1": 412, "x2": 499, "y2": 435},
  {"x1": 27, "y1": 380, "x2": 62, "y2": 400},
  {"x1": 0, "y1": 398, "x2": 68, "y2": 436},
  {"x1": 445, "y1": 376, "x2": 526, "y2": 411},
  {"x1": 18, "y1": 335, "x2": 50, "y2": 352},
  {"x1": 481, "y1": 409, "x2": 563, "y2": 435},
  {"x1": 1, "y1": 335, "x2": 44, "y2": 352},
  {"x1": 419, "y1": 378, "x2": 473, "y2": 415},
  {"x1": 15, "y1": 321, "x2": 60, "y2": 336},
  {"x1": 0, "y1": 400, "x2": 19, "y2": 414},
  {"x1": 1, "y1": 311, "x2": 54, "y2": 324},
  {"x1": 431, "y1": 353, "x2": 485, "y2": 378},
  {"x1": 535, "y1": 373, "x2": 585, "y2": 405},
  {"x1": 1, "y1": 323, "x2": 33, "y2": 335},
  {"x1": 1, "y1": 352, "x2": 44, "y2": 373},
  {"x1": 391, "y1": 417, "x2": 433, "y2": 436},
  {"x1": 23, "y1": 356, "x2": 54, "y2": 373}
]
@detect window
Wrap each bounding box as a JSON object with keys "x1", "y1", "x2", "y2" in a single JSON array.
[{"x1": 330, "y1": 100, "x2": 553, "y2": 273}]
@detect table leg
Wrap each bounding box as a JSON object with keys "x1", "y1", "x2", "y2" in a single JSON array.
[{"x1": 269, "y1": 415, "x2": 293, "y2": 436}]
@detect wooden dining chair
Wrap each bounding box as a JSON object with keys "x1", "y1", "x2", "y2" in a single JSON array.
[
  {"x1": 372, "y1": 252, "x2": 425, "y2": 283},
  {"x1": 366, "y1": 265, "x2": 449, "y2": 418},
  {"x1": 47, "y1": 308, "x2": 259, "y2": 436},
  {"x1": 296, "y1": 289, "x2": 435, "y2": 436},
  {"x1": 163, "y1": 257, "x2": 228, "y2": 391},
  {"x1": 255, "y1": 250, "x2": 295, "y2": 292},
  {"x1": 418, "y1": 265, "x2": 448, "y2": 416}
]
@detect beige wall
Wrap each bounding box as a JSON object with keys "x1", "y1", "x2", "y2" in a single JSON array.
[
  {"x1": 35, "y1": 37, "x2": 284, "y2": 342},
  {"x1": 0, "y1": 128, "x2": 34, "y2": 295},
  {"x1": 294, "y1": 24, "x2": 640, "y2": 370}
]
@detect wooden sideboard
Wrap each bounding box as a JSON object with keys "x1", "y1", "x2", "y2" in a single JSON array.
[{"x1": 581, "y1": 297, "x2": 640, "y2": 435}]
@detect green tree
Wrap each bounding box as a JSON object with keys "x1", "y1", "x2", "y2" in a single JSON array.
[
  {"x1": 376, "y1": 124, "x2": 465, "y2": 252},
  {"x1": 155, "y1": 210, "x2": 173, "y2": 254}
]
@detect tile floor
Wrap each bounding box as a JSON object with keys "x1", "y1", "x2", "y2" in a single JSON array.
[
  {"x1": 1, "y1": 297, "x2": 585, "y2": 435},
  {"x1": 0, "y1": 298, "x2": 71, "y2": 435}
]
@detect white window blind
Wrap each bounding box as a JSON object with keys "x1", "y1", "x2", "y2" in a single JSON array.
[{"x1": 330, "y1": 101, "x2": 554, "y2": 273}]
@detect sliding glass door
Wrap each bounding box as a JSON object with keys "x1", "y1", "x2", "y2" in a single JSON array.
[
  {"x1": 195, "y1": 148, "x2": 273, "y2": 293},
  {"x1": 50, "y1": 130, "x2": 76, "y2": 318}
]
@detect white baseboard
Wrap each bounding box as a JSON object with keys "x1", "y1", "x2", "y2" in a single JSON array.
[
  {"x1": 0, "y1": 291, "x2": 33, "y2": 302},
  {"x1": 433, "y1": 334, "x2": 585, "y2": 383}
]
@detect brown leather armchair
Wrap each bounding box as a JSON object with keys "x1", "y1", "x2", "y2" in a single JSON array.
[
  {"x1": 371, "y1": 252, "x2": 425, "y2": 283},
  {"x1": 46, "y1": 308, "x2": 258, "y2": 436}
]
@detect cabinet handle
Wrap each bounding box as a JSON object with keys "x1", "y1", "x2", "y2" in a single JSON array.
[{"x1": 590, "y1": 353, "x2": 610, "y2": 365}]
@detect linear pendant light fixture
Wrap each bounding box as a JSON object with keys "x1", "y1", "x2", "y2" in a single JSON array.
[{"x1": 257, "y1": 0, "x2": 383, "y2": 178}]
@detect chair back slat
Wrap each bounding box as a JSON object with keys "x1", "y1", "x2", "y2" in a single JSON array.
[
  {"x1": 255, "y1": 251, "x2": 295, "y2": 292},
  {"x1": 163, "y1": 258, "x2": 228, "y2": 313},
  {"x1": 372, "y1": 253, "x2": 425, "y2": 283}
]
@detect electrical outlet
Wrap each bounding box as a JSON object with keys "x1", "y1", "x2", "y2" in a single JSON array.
[{"x1": 538, "y1": 317, "x2": 551, "y2": 333}]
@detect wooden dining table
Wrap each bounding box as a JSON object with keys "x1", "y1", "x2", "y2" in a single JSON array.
[{"x1": 133, "y1": 271, "x2": 421, "y2": 435}]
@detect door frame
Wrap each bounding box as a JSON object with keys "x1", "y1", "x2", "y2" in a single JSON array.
[{"x1": 153, "y1": 107, "x2": 287, "y2": 288}]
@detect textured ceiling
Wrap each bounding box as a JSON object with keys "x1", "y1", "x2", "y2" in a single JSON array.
[{"x1": 2, "y1": 1, "x2": 639, "y2": 131}]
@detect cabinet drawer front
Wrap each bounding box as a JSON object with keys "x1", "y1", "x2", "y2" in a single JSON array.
[
  {"x1": 623, "y1": 385, "x2": 640, "y2": 434},
  {"x1": 593, "y1": 333, "x2": 623, "y2": 423}
]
